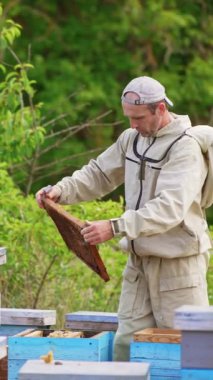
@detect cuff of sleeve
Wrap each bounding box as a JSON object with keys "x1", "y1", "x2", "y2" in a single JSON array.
[
  {"x1": 110, "y1": 218, "x2": 122, "y2": 236},
  {"x1": 53, "y1": 185, "x2": 62, "y2": 202}
]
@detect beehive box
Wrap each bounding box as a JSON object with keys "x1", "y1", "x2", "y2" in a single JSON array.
[
  {"x1": 65, "y1": 311, "x2": 118, "y2": 332},
  {"x1": 65, "y1": 311, "x2": 117, "y2": 361},
  {"x1": 0, "y1": 308, "x2": 56, "y2": 336},
  {"x1": 130, "y1": 328, "x2": 181, "y2": 379},
  {"x1": 18, "y1": 360, "x2": 151, "y2": 380},
  {"x1": 0, "y1": 336, "x2": 7, "y2": 380},
  {"x1": 0, "y1": 246, "x2": 6, "y2": 265},
  {"x1": 181, "y1": 330, "x2": 213, "y2": 369},
  {"x1": 174, "y1": 305, "x2": 213, "y2": 331},
  {"x1": 181, "y1": 368, "x2": 213, "y2": 379},
  {"x1": 174, "y1": 305, "x2": 213, "y2": 372},
  {"x1": 8, "y1": 329, "x2": 114, "y2": 380}
]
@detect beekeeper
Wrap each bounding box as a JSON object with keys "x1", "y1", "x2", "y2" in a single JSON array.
[{"x1": 36, "y1": 76, "x2": 211, "y2": 361}]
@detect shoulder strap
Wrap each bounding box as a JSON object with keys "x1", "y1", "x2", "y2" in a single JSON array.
[
  {"x1": 133, "y1": 132, "x2": 187, "y2": 163},
  {"x1": 146, "y1": 131, "x2": 187, "y2": 164}
]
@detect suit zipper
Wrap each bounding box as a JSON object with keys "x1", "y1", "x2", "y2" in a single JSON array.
[{"x1": 131, "y1": 137, "x2": 156, "y2": 254}]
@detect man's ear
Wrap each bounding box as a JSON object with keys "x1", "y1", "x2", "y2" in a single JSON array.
[{"x1": 156, "y1": 102, "x2": 166, "y2": 115}]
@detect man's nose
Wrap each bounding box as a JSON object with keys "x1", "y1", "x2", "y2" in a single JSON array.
[{"x1": 130, "y1": 120, "x2": 138, "y2": 129}]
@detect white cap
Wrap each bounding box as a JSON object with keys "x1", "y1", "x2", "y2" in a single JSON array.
[{"x1": 121, "y1": 76, "x2": 173, "y2": 106}]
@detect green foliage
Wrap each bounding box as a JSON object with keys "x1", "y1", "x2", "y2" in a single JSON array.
[
  {"x1": 0, "y1": 6, "x2": 22, "y2": 47},
  {"x1": 0, "y1": 168, "x2": 126, "y2": 326},
  {"x1": 0, "y1": 167, "x2": 212, "y2": 329},
  {"x1": 0, "y1": 0, "x2": 212, "y2": 194},
  {"x1": 0, "y1": 1, "x2": 213, "y2": 325},
  {"x1": 207, "y1": 255, "x2": 213, "y2": 304},
  {"x1": 0, "y1": 68, "x2": 44, "y2": 164},
  {"x1": 0, "y1": 0, "x2": 212, "y2": 196},
  {"x1": 0, "y1": 9, "x2": 45, "y2": 165},
  {"x1": 2, "y1": 0, "x2": 212, "y2": 121}
]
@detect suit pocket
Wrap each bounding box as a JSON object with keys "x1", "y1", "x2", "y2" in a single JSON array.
[
  {"x1": 118, "y1": 267, "x2": 147, "y2": 319},
  {"x1": 159, "y1": 274, "x2": 202, "y2": 326},
  {"x1": 160, "y1": 274, "x2": 201, "y2": 292}
]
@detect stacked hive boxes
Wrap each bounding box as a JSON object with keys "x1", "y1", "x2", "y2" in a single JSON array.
[
  {"x1": 0, "y1": 308, "x2": 56, "y2": 380},
  {"x1": 65, "y1": 311, "x2": 118, "y2": 361},
  {"x1": 0, "y1": 309, "x2": 56, "y2": 380},
  {"x1": 174, "y1": 305, "x2": 213, "y2": 379},
  {"x1": 130, "y1": 328, "x2": 181, "y2": 379}
]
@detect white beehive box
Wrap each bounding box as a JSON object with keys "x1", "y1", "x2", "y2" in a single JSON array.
[{"x1": 174, "y1": 305, "x2": 213, "y2": 331}]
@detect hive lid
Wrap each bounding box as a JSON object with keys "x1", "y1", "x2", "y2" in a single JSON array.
[
  {"x1": 174, "y1": 305, "x2": 213, "y2": 330},
  {"x1": 19, "y1": 360, "x2": 150, "y2": 379},
  {"x1": 0, "y1": 336, "x2": 7, "y2": 346},
  {"x1": 65, "y1": 311, "x2": 118, "y2": 323},
  {"x1": 0, "y1": 247, "x2": 6, "y2": 256},
  {"x1": 42, "y1": 197, "x2": 110, "y2": 282},
  {"x1": 0, "y1": 308, "x2": 56, "y2": 326},
  {"x1": 0, "y1": 247, "x2": 6, "y2": 265}
]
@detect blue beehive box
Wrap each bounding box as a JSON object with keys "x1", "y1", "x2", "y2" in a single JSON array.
[
  {"x1": 8, "y1": 329, "x2": 114, "y2": 380},
  {"x1": 65, "y1": 311, "x2": 117, "y2": 361},
  {"x1": 181, "y1": 368, "x2": 213, "y2": 379},
  {"x1": 130, "y1": 328, "x2": 181, "y2": 380}
]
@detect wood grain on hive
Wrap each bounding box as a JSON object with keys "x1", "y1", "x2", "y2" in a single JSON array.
[{"x1": 130, "y1": 328, "x2": 181, "y2": 379}]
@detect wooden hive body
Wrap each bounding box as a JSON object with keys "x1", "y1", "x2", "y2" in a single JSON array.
[
  {"x1": 8, "y1": 330, "x2": 114, "y2": 380},
  {"x1": 130, "y1": 328, "x2": 181, "y2": 380}
]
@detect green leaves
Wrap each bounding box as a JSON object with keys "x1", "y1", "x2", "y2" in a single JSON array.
[
  {"x1": 1, "y1": 0, "x2": 212, "y2": 192},
  {"x1": 0, "y1": 8, "x2": 45, "y2": 166},
  {"x1": 0, "y1": 167, "x2": 126, "y2": 315},
  {"x1": 0, "y1": 17, "x2": 22, "y2": 47},
  {"x1": 0, "y1": 0, "x2": 212, "y2": 320}
]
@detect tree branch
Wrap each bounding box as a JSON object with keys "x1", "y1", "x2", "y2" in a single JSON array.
[
  {"x1": 32, "y1": 254, "x2": 58, "y2": 309},
  {"x1": 34, "y1": 148, "x2": 102, "y2": 172}
]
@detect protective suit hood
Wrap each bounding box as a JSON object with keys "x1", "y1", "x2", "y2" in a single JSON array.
[{"x1": 186, "y1": 125, "x2": 213, "y2": 208}]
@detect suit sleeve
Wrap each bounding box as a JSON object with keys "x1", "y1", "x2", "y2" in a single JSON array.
[{"x1": 55, "y1": 130, "x2": 130, "y2": 204}]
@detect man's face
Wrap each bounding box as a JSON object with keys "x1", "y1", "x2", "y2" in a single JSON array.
[{"x1": 122, "y1": 93, "x2": 163, "y2": 137}]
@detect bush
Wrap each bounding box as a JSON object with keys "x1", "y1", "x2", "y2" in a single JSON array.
[{"x1": 0, "y1": 168, "x2": 127, "y2": 326}]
